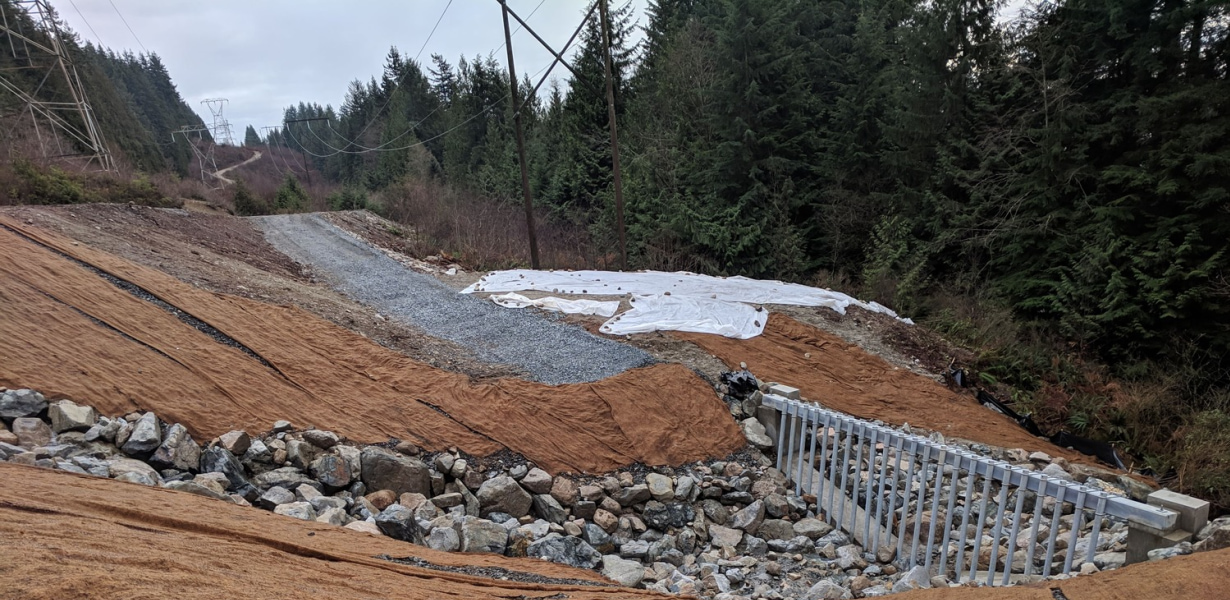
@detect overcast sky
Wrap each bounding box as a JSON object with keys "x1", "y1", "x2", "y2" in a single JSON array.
[{"x1": 59, "y1": 0, "x2": 647, "y2": 136}]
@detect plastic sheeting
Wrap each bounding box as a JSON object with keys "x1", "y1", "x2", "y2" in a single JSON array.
[
  {"x1": 489, "y1": 292, "x2": 620, "y2": 317},
  {"x1": 600, "y1": 294, "x2": 769, "y2": 339},
  {"x1": 463, "y1": 269, "x2": 914, "y2": 324}
]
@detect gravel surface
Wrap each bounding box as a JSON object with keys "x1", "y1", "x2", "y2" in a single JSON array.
[
  {"x1": 378, "y1": 555, "x2": 609, "y2": 588},
  {"x1": 253, "y1": 213, "x2": 652, "y2": 384}
]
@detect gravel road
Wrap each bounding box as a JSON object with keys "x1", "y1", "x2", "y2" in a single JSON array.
[{"x1": 252, "y1": 213, "x2": 652, "y2": 384}]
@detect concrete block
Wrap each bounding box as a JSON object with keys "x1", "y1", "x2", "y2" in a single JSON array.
[
  {"x1": 768, "y1": 384, "x2": 800, "y2": 399},
  {"x1": 1127, "y1": 523, "x2": 1190, "y2": 565},
  {"x1": 1147, "y1": 489, "x2": 1209, "y2": 536}
]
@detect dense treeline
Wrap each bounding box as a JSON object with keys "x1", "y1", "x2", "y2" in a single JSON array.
[
  {"x1": 275, "y1": 0, "x2": 1230, "y2": 503},
  {"x1": 0, "y1": 0, "x2": 205, "y2": 173}
]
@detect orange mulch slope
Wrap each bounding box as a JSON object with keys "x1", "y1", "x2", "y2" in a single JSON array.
[
  {"x1": 0, "y1": 463, "x2": 666, "y2": 600},
  {"x1": 0, "y1": 218, "x2": 744, "y2": 474},
  {"x1": 679, "y1": 314, "x2": 1089, "y2": 462}
]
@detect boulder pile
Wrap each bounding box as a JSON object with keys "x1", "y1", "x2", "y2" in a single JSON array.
[{"x1": 1, "y1": 386, "x2": 1214, "y2": 599}]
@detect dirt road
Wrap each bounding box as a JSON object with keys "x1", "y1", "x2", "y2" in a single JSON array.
[
  {"x1": 254, "y1": 213, "x2": 652, "y2": 384},
  {"x1": 212, "y1": 150, "x2": 261, "y2": 184}
]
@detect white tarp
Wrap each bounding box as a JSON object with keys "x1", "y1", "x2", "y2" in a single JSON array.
[
  {"x1": 463, "y1": 269, "x2": 913, "y2": 324},
  {"x1": 489, "y1": 292, "x2": 620, "y2": 318},
  {"x1": 600, "y1": 294, "x2": 768, "y2": 339}
]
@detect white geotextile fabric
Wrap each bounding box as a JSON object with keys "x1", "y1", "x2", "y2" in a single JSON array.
[
  {"x1": 600, "y1": 294, "x2": 768, "y2": 339},
  {"x1": 463, "y1": 269, "x2": 913, "y2": 324},
  {"x1": 489, "y1": 292, "x2": 620, "y2": 318}
]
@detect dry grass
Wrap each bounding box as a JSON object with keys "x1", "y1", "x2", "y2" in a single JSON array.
[{"x1": 375, "y1": 178, "x2": 605, "y2": 271}]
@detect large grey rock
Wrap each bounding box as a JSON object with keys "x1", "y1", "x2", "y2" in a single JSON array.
[
  {"x1": 315, "y1": 506, "x2": 348, "y2": 526},
  {"x1": 520, "y1": 468, "x2": 553, "y2": 494},
  {"x1": 121, "y1": 412, "x2": 161, "y2": 456},
  {"x1": 741, "y1": 417, "x2": 774, "y2": 449},
  {"x1": 164, "y1": 480, "x2": 231, "y2": 502},
  {"x1": 532, "y1": 493, "x2": 567, "y2": 524},
  {"x1": 150, "y1": 424, "x2": 201, "y2": 472},
  {"x1": 612, "y1": 484, "x2": 651, "y2": 507},
  {"x1": 11, "y1": 417, "x2": 51, "y2": 448},
  {"x1": 360, "y1": 447, "x2": 430, "y2": 496},
  {"x1": 646, "y1": 473, "x2": 675, "y2": 502},
  {"x1": 729, "y1": 499, "x2": 765, "y2": 534},
  {"x1": 793, "y1": 518, "x2": 833, "y2": 540},
  {"x1": 892, "y1": 565, "x2": 932, "y2": 593},
  {"x1": 583, "y1": 523, "x2": 615, "y2": 553},
  {"x1": 460, "y1": 517, "x2": 509, "y2": 553},
  {"x1": 602, "y1": 555, "x2": 644, "y2": 587},
  {"x1": 550, "y1": 477, "x2": 579, "y2": 506},
  {"x1": 254, "y1": 466, "x2": 318, "y2": 492},
  {"x1": 757, "y1": 519, "x2": 795, "y2": 541},
  {"x1": 803, "y1": 580, "x2": 853, "y2": 600},
  {"x1": 311, "y1": 454, "x2": 352, "y2": 490},
  {"x1": 837, "y1": 544, "x2": 866, "y2": 570},
  {"x1": 619, "y1": 539, "x2": 649, "y2": 559},
  {"x1": 258, "y1": 485, "x2": 296, "y2": 509},
  {"x1": 115, "y1": 471, "x2": 157, "y2": 486},
  {"x1": 1042, "y1": 463, "x2": 1073, "y2": 481},
  {"x1": 642, "y1": 501, "x2": 695, "y2": 531},
  {"x1": 285, "y1": 439, "x2": 319, "y2": 471},
  {"x1": 48, "y1": 400, "x2": 97, "y2": 433},
  {"x1": 301, "y1": 429, "x2": 339, "y2": 449},
  {"x1": 84, "y1": 417, "x2": 121, "y2": 443},
  {"x1": 0, "y1": 389, "x2": 46, "y2": 421},
  {"x1": 107, "y1": 457, "x2": 161, "y2": 482},
  {"x1": 199, "y1": 446, "x2": 258, "y2": 501},
  {"x1": 375, "y1": 504, "x2": 421, "y2": 542},
  {"x1": 274, "y1": 501, "x2": 317, "y2": 521},
  {"x1": 527, "y1": 535, "x2": 602, "y2": 569},
  {"x1": 708, "y1": 524, "x2": 743, "y2": 548},
  {"x1": 218, "y1": 430, "x2": 251, "y2": 456},
  {"x1": 477, "y1": 475, "x2": 533, "y2": 518},
  {"x1": 675, "y1": 476, "x2": 696, "y2": 501},
  {"x1": 426, "y1": 526, "x2": 460, "y2": 551}
]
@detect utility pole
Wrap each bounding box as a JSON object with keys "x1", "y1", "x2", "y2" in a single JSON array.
[
  {"x1": 598, "y1": 0, "x2": 628, "y2": 270},
  {"x1": 499, "y1": 0, "x2": 540, "y2": 269}
]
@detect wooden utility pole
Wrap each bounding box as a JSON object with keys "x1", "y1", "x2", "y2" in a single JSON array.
[
  {"x1": 598, "y1": 0, "x2": 628, "y2": 271},
  {"x1": 499, "y1": 0, "x2": 541, "y2": 269}
]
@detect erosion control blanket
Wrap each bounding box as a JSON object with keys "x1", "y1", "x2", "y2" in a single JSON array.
[
  {"x1": 678, "y1": 314, "x2": 1097, "y2": 464},
  {"x1": 600, "y1": 294, "x2": 769, "y2": 339},
  {"x1": 0, "y1": 219, "x2": 744, "y2": 474},
  {"x1": 464, "y1": 269, "x2": 913, "y2": 338},
  {"x1": 0, "y1": 463, "x2": 666, "y2": 599},
  {"x1": 490, "y1": 292, "x2": 621, "y2": 317}
]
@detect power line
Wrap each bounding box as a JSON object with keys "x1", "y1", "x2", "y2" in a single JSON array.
[
  {"x1": 336, "y1": 0, "x2": 454, "y2": 153},
  {"x1": 414, "y1": 0, "x2": 453, "y2": 63},
  {"x1": 317, "y1": 0, "x2": 547, "y2": 157},
  {"x1": 66, "y1": 0, "x2": 104, "y2": 46},
  {"x1": 106, "y1": 0, "x2": 147, "y2": 54}
]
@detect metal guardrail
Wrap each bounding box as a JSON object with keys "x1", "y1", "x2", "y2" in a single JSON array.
[{"x1": 762, "y1": 394, "x2": 1176, "y2": 584}]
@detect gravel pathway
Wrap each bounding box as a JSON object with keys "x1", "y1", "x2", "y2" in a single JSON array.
[{"x1": 252, "y1": 213, "x2": 652, "y2": 384}]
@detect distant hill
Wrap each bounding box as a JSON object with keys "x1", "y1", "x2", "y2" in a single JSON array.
[{"x1": 0, "y1": 0, "x2": 207, "y2": 173}]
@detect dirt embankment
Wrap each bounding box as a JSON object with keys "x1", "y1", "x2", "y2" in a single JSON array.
[
  {"x1": 0, "y1": 217, "x2": 744, "y2": 474},
  {"x1": 679, "y1": 314, "x2": 1093, "y2": 463},
  {"x1": 0, "y1": 463, "x2": 666, "y2": 599}
]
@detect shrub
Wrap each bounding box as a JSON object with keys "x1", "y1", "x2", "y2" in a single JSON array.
[
  {"x1": 232, "y1": 180, "x2": 270, "y2": 216},
  {"x1": 327, "y1": 187, "x2": 369, "y2": 211},
  {"x1": 1176, "y1": 410, "x2": 1230, "y2": 509},
  {"x1": 274, "y1": 174, "x2": 309, "y2": 213}
]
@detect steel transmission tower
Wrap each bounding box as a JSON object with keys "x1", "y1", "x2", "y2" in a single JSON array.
[
  {"x1": 201, "y1": 98, "x2": 234, "y2": 146},
  {"x1": 0, "y1": 0, "x2": 115, "y2": 171}
]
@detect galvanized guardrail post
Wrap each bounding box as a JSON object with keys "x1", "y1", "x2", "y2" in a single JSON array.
[{"x1": 761, "y1": 393, "x2": 1180, "y2": 584}]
